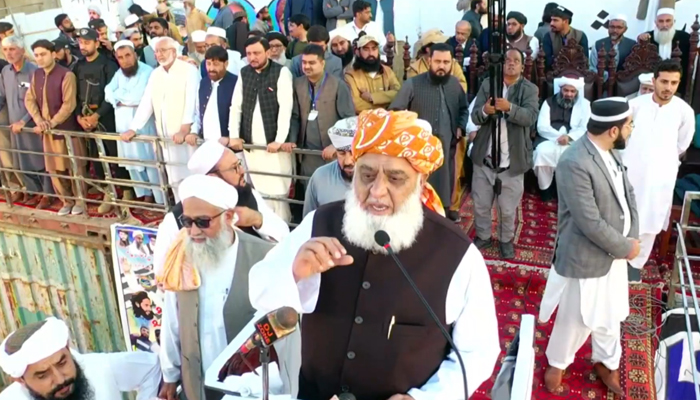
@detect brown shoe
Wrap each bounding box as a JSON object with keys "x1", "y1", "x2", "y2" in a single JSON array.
[
  {"x1": 10, "y1": 191, "x2": 22, "y2": 203},
  {"x1": 544, "y1": 366, "x2": 564, "y2": 393},
  {"x1": 594, "y1": 362, "x2": 622, "y2": 395},
  {"x1": 36, "y1": 196, "x2": 51, "y2": 210},
  {"x1": 24, "y1": 195, "x2": 40, "y2": 206}
]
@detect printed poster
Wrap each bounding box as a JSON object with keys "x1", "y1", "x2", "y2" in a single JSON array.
[{"x1": 111, "y1": 223, "x2": 163, "y2": 354}]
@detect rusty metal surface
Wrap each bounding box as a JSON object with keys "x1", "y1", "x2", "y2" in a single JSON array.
[{"x1": 0, "y1": 224, "x2": 125, "y2": 388}]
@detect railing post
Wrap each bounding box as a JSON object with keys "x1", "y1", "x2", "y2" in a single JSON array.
[
  {"x1": 95, "y1": 137, "x2": 119, "y2": 205},
  {"x1": 63, "y1": 131, "x2": 86, "y2": 211},
  {"x1": 152, "y1": 139, "x2": 171, "y2": 209}
]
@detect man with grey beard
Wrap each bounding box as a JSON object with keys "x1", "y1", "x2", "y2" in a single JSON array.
[
  {"x1": 533, "y1": 76, "x2": 591, "y2": 201},
  {"x1": 158, "y1": 174, "x2": 275, "y2": 400},
  {"x1": 0, "y1": 317, "x2": 160, "y2": 400},
  {"x1": 250, "y1": 109, "x2": 500, "y2": 400},
  {"x1": 638, "y1": 8, "x2": 690, "y2": 96}
]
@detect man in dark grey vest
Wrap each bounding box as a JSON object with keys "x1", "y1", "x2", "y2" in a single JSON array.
[
  {"x1": 389, "y1": 42, "x2": 468, "y2": 221},
  {"x1": 158, "y1": 174, "x2": 275, "y2": 400},
  {"x1": 588, "y1": 15, "x2": 636, "y2": 74},
  {"x1": 287, "y1": 44, "x2": 355, "y2": 181}
]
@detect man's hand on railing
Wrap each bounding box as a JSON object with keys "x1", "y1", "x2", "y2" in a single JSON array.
[
  {"x1": 121, "y1": 130, "x2": 137, "y2": 142},
  {"x1": 33, "y1": 120, "x2": 50, "y2": 134},
  {"x1": 219, "y1": 137, "x2": 245, "y2": 151},
  {"x1": 322, "y1": 145, "x2": 337, "y2": 161},
  {"x1": 280, "y1": 142, "x2": 296, "y2": 152},
  {"x1": 10, "y1": 121, "x2": 25, "y2": 134},
  {"x1": 267, "y1": 141, "x2": 283, "y2": 153},
  {"x1": 172, "y1": 132, "x2": 187, "y2": 144},
  {"x1": 184, "y1": 133, "x2": 198, "y2": 146}
]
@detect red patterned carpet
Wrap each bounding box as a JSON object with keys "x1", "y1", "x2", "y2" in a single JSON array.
[{"x1": 458, "y1": 192, "x2": 663, "y2": 399}]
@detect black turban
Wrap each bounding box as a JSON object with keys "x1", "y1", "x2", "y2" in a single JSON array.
[
  {"x1": 551, "y1": 6, "x2": 573, "y2": 22},
  {"x1": 266, "y1": 31, "x2": 288, "y2": 47},
  {"x1": 507, "y1": 11, "x2": 527, "y2": 25}
]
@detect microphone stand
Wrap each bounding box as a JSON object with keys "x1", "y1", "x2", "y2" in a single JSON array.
[
  {"x1": 488, "y1": 0, "x2": 506, "y2": 196},
  {"x1": 260, "y1": 347, "x2": 271, "y2": 400}
]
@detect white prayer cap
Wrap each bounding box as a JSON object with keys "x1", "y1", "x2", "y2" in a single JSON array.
[
  {"x1": 638, "y1": 73, "x2": 654, "y2": 85},
  {"x1": 125, "y1": 14, "x2": 139, "y2": 27},
  {"x1": 329, "y1": 28, "x2": 355, "y2": 43},
  {"x1": 87, "y1": 4, "x2": 102, "y2": 15},
  {"x1": 133, "y1": 230, "x2": 144, "y2": 237},
  {"x1": 657, "y1": 8, "x2": 675, "y2": 17},
  {"x1": 328, "y1": 117, "x2": 358, "y2": 151},
  {"x1": 554, "y1": 76, "x2": 585, "y2": 94},
  {"x1": 0, "y1": 317, "x2": 70, "y2": 378},
  {"x1": 178, "y1": 175, "x2": 239, "y2": 210},
  {"x1": 188, "y1": 140, "x2": 227, "y2": 175},
  {"x1": 191, "y1": 30, "x2": 207, "y2": 43},
  {"x1": 207, "y1": 26, "x2": 227, "y2": 40},
  {"x1": 114, "y1": 40, "x2": 134, "y2": 50},
  {"x1": 611, "y1": 14, "x2": 627, "y2": 22}
]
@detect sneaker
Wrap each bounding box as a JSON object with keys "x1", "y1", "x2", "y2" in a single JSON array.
[
  {"x1": 71, "y1": 205, "x2": 85, "y2": 215},
  {"x1": 474, "y1": 237, "x2": 492, "y2": 250},
  {"x1": 499, "y1": 240, "x2": 515, "y2": 259},
  {"x1": 57, "y1": 205, "x2": 72, "y2": 216}
]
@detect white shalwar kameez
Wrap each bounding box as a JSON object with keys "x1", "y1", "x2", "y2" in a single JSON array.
[
  {"x1": 533, "y1": 78, "x2": 591, "y2": 190},
  {"x1": 228, "y1": 66, "x2": 294, "y2": 222},
  {"x1": 623, "y1": 94, "x2": 695, "y2": 269},
  {"x1": 248, "y1": 211, "x2": 502, "y2": 399},
  {"x1": 0, "y1": 351, "x2": 161, "y2": 400},
  {"x1": 540, "y1": 139, "x2": 631, "y2": 371}
]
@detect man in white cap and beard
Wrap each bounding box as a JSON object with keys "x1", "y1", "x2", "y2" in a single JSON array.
[
  {"x1": 533, "y1": 76, "x2": 591, "y2": 200},
  {"x1": 188, "y1": 30, "x2": 208, "y2": 65},
  {"x1": 153, "y1": 140, "x2": 289, "y2": 277},
  {"x1": 204, "y1": 26, "x2": 244, "y2": 75},
  {"x1": 629, "y1": 73, "x2": 655, "y2": 99},
  {"x1": 0, "y1": 317, "x2": 161, "y2": 400},
  {"x1": 541, "y1": 97, "x2": 640, "y2": 395},
  {"x1": 589, "y1": 15, "x2": 636, "y2": 75},
  {"x1": 303, "y1": 117, "x2": 357, "y2": 216},
  {"x1": 158, "y1": 174, "x2": 276, "y2": 400}
]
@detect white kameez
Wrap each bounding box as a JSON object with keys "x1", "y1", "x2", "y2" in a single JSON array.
[
  {"x1": 248, "y1": 211, "x2": 502, "y2": 399},
  {"x1": 129, "y1": 62, "x2": 201, "y2": 200},
  {"x1": 228, "y1": 66, "x2": 294, "y2": 222},
  {"x1": 0, "y1": 351, "x2": 161, "y2": 400},
  {"x1": 160, "y1": 240, "x2": 239, "y2": 383},
  {"x1": 622, "y1": 94, "x2": 694, "y2": 268},
  {"x1": 201, "y1": 80, "x2": 223, "y2": 141},
  {"x1": 540, "y1": 138, "x2": 631, "y2": 371}
]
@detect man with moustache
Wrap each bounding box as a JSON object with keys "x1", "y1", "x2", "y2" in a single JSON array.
[
  {"x1": 158, "y1": 175, "x2": 276, "y2": 400},
  {"x1": 197, "y1": 45, "x2": 238, "y2": 142},
  {"x1": 533, "y1": 76, "x2": 591, "y2": 200},
  {"x1": 329, "y1": 29, "x2": 354, "y2": 67},
  {"x1": 303, "y1": 117, "x2": 357, "y2": 216},
  {"x1": 505, "y1": 11, "x2": 539, "y2": 58},
  {"x1": 211, "y1": 0, "x2": 235, "y2": 29},
  {"x1": 540, "y1": 98, "x2": 640, "y2": 394},
  {"x1": 88, "y1": 19, "x2": 116, "y2": 61},
  {"x1": 623, "y1": 60, "x2": 694, "y2": 283},
  {"x1": 632, "y1": 73, "x2": 655, "y2": 98},
  {"x1": 53, "y1": 37, "x2": 79, "y2": 70},
  {"x1": 391, "y1": 42, "x2": 468, "y2": 220},
  {"x1": 250, "y1": 109, "x2": 500, "y2": 400},
  {"x1": 344, "y1": 35, "x2": 400, "y2": 114},
  {"x1": 638, "y1": 8, "x2": 691, "y2": 97},
  {"x1": 266, "y1": 31, "x2": 291, "y2": 67},
  {"x1": 589, "y1": 15, "x2": 635, "y2": 74},
  {"x1": 202, "y1": 26, "x2": 244, "y2": 76},
  {"x1": 407, "y1": 30, "x2": 467, "y2": 92},
  {"x1": 74, "y1": 28, "x2": 127, "y2": 214},
  {"x1": 287, "y1": 44, "x2": 355, "y2": 180},
  {"x1": 0, "y1": 317, "x2": 161, "y2": 400},
  {"x1": 108, "y1": 41, "x2": 164, "y2": 205},
  {"x1": 122, "y1": 37, "x2": 200, "y2": 202},
  {"x1": 290, "y1": 25, "x2": 343, "y2": 79},
  {"x1": 542, "y1": 6, "x2": 589, "y2": 71},
  {"x1": 447, "y1": 21, "x2": 475, "y2": 70},
  {"x1": 187, "y1": 30, "x2": 208, "y2": 65},
  {"x1": 54, "y1": 14, "x2": 82, "y2": 61}
]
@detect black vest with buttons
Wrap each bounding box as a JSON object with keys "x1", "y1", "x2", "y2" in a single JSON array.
[
  {"x1": 299, "y1": 200, "x2": 470, "y2": 400},
  {"x1": 239, "y1": 61, "x2": 284, "y2": 144}
]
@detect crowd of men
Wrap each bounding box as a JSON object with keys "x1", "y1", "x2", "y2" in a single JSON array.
[{"x1": 0, "y1": 0, "x2": 698, "y2": 399}]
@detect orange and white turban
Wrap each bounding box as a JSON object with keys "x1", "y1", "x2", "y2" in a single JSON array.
[{"x1": 352, "y1": 109, "x2": 446, "y2": 216}]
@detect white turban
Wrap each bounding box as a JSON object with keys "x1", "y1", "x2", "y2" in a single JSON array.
[
  {"x1": 657, "y1": 8, "x2": 674, "y2": 17},
  {"x1": 125, "y1": 14, "x2": 139, "y2": 27},
  {"x1": 87, "y1": 4, "x2": 102, "y2": 15},
  {"x1": 554, "y1": 76, "x2": 584, "y2": 95},
  {"x1": 188, "y1": 140, "x2": 227, "y2": 175},
  {"x1": 328, "y1": 117, "x2": 358, "y2": 151},
  {"x1": 191, "y1": 30, "x2": 207, "y2": 43},
  {"x1": 114, "y1": 40, "x2": 134, "y2": 50},
  {"x1": 207, "y1": 26, "x2": 227, "y2": 40},
  {"x1": 612, "y1": 14, "x2": 627, "y2": 22},
  {"x1": 329, "y1": 28, "x2": 355, "y2": 43},
  {"x1": 0, "y1": 317, "x2": 71, "y2": 378},
  {"x1": 178, "y1": 175, "x2": 239, "y2": 210},
  {"x1": 638, "y1": 73, "x2": 654, "y2": 85}
]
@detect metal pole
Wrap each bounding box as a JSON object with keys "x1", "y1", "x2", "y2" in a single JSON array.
[
  {"x1": 260, "y1": 347, "x2": 270, "y2": 400},
  {"x1": 63, "y1": 132, "x2": 87, "y2": 210},
  {"x1": 152, "y1": 139, "x2": 172, "y2": 209}
]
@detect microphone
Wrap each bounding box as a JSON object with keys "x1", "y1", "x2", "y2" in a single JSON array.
[
  {"x1": 374, "y1": 230, "x2": 469, "y2": 400},
  {"x1": 238, "y1": 306, "x2": 299, "y2": 355}
]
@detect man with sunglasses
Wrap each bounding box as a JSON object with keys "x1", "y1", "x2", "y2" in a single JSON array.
[
  {"x1": 159, "y1": 174, "x2": 276, "y2": 400},
  {"x1": 153, "y1": 140, "x2": 289, "y2": 277}
]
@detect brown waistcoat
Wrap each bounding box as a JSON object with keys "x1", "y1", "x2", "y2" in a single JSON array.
[
  {"x1": 298, "y1": 201, "x2": 471, "y2": 400},
  {"x1": 550, "y1": 28, "x2": 584, "y2": 56},
  {"x1": 508, "y1": 34, "x2": 533, "y2": 53},
  {"x1": 31, "y1": 64, "x2": 79, "y2": 135},
  {"x1": 176, "y1": 231, "x2": 275, "y2": 400},
  {"x1": 294, "y1": 74, "x2": 341, "y2": 148}
]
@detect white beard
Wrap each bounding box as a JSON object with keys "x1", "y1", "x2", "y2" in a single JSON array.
[
  {"x1": 158, "y1": 53, "x2": 176, "y2": 67},
  {"x1": 342, "y1": 180, "x2": 424, "y2": 254},
  {"x1": 654, "y1": 26, "x2": 675, "y2": 45},
  {"x1": 184, "y1": 224, "x2": 234, "y2": 273}
]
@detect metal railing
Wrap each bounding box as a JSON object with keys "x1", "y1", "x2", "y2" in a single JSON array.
[
  {"x1": 0, "y1": 126, "x2": 321, "y2": 219},
  {"x1": 668, "y1": 190, "x2": 700, "y2": 399}
]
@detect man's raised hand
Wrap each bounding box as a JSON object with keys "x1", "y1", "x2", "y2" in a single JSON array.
[{"x1": 292, "y1": 237, "x2": 353, "y2": 282}]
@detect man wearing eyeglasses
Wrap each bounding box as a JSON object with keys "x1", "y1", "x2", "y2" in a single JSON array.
[
  {"x1": 200, "y1": 26, "x2": 244, "y2": 77},
  {"x1": 152, "y1": 140, "x2": 290, "y2": 278},
  {"x1": 158, "y1": 174, "x2": 276, "y2": 400}
]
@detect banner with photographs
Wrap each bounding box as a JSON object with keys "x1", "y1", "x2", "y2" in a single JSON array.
[{"x1": 111, "y1": 224, "x2": 163, "y2": 354}]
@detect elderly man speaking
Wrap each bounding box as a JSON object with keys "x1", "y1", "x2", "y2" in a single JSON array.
[
  {"x1": 0, "y1": 317, "x2": 161, "y2": 400},
  {"x1": 250, "y1": 109, "x2": 500, "y2": 400}
]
